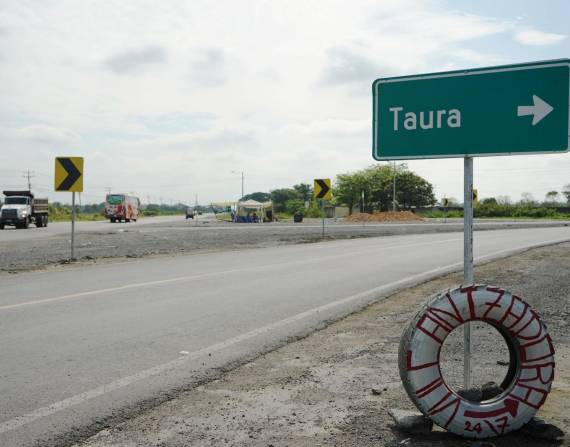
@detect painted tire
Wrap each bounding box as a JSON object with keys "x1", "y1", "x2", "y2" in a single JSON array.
[{"x1": 398, "y1": 285, "x2": 555, "y2": 438}]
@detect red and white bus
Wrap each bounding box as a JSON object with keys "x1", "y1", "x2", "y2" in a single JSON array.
[{"x1": 105, "y1": 194, "x2": 140, "y2": 223}]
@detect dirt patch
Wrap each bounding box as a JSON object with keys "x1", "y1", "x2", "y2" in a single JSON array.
[
  {"x1": 344, "y1": 212, "x2": 423, "y2": 222},
  {"x1": 75, "y1": 243, "x2": 570, "y2": 447}
]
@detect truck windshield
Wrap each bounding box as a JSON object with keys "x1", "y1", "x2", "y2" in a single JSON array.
[
  {"x1": 5, "y1": 197, "x2": 28, "y2": 205},
  {"x1": 106, "y1": 195, "x2": 124, "y2": 205}
]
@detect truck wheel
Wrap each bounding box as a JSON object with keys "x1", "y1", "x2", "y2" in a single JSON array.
[
  {"x1": 111, "y1": 218, "x2": 116, "y2": 223},
  {"x1": 22, "y1": 219, "x2": 29, "y2": 229},
  {"x1": 44, "y1": 216, "x2": 48, "y2": 227},
  {"x1": 0, "y1": 224, "x2": 4, "y2": 230}
]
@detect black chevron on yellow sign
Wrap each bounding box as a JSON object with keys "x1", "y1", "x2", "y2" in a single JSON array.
[
  {"x1": 55, "y1": 157, "x2": 84, "y2": 192},
  {"x1": 314, "y1": 178, "x2": 332, "y2": 200}
]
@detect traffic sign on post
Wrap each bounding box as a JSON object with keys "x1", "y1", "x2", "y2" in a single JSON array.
[
  {"x1": 314, "y1": 179, "x2": 332, "y2": 201},
  {"x1": 54, "y1": 156, "x2": 84, "y2": 261},
  {"x1": 373, "y1": 59, "x2": 570, "y2": 160},
  {"x1": 372, "y1": 59, "x2": 569, "y2": 395},
  {"x1": 55, "y1": 157, "x2": 84, "y2": 192}
]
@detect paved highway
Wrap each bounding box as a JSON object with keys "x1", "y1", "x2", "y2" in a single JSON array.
[
  {"x1": 1, "y1": 227, "x2": 569, "y2": 446},
  {"x1": 0, "y1": 215, "x2": 187, "y2": 243},
  {"x1": 1, "y1": 214, "x2": 568, "y2": 245}
]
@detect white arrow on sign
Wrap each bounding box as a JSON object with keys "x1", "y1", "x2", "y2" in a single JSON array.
[{"x1": 517, "y1": 95, "x2": 553, "y2": 125}]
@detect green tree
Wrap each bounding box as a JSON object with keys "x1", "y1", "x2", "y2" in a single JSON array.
[
  {"x1": 334, "y1": 164, "x2": 435, "y2": 213},
  {"x1": 285, "y1": 199, "x2": 304, "y2": 214},
  {"x1": 545, "y1": 191, "x2": 559, "y2": 204},
  {"x1": 271, "y1": 188, "x2": 301, "y2": 212},
  {"x1": 563, "y1": 184, "x2": 570, "y2": 204},
  {"x1": 241, "y1": 192, "x2": 271, "y2": 202},
  {"x1": 293, "y1": 183, "x2": 312, "y2": 203},
  {"x1": 334, "y1": 171, "x2": 370, "y2": 213},
  {"x1": 519, "y1": 193, "x2": 534, "y2": 205},
  {"x1": 481, "y1": 197, "x2": 497, "y2": 205},
  {"x1": 394, "y1": 169, "x2": 436, "y2": 209}
]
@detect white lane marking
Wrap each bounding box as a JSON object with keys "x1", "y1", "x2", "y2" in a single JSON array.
[
  {"x1": 0, "y1": 237, "x2": 568, "y2": 434},
  {"x1": 0, "y1": 237, "x2": 462, "y2": 311},
  {"x1": 0, "y1": 263, "x2": 459, "y2": 435}
]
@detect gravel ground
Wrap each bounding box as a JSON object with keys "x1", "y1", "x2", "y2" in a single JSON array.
[
  {"x1": 1, "y1": 218, "x2": 569, "y2": 273},
  {"x1": 73, "y1": 242, "x2": 570, "y2": 447}
]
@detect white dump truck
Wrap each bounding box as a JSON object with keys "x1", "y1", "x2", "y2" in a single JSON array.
[{"x1": 0, "y1": 190, "x2": 49, "y2": 229}]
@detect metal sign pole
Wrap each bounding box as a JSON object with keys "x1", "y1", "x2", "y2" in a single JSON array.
[
  {"x1": 393, "y1": 161, "x2": 396, "y2": 212},
  {"x1": 71, "y1": 191, "x2": 76, "y2": 260},
  {"x1": 463, "y1": 156, "x2": 474, "y2": 388},
  {"x1": 321, "y1": 199, "x2": 325, "y2": 238}
]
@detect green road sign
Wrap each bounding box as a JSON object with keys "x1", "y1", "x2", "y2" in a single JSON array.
[{"x1": 373, "y1": 59, "x2": 570, "y2": 160}]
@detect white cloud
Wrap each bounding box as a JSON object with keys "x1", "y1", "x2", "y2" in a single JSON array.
[
  {"x1": 514, "y1": 29, "x2": 567, "y2": 46},
  {"x1": 190, "y1": 48, "x2": 227, "y2": 85},
  {"x1": 0, "y1": 125, "x2": 80, "y2": 145},
  {"x1": 321, "y1": 47, "x2": 390, "y2": 86},
  {"x1": 0, "y1": 0, "x2": 568, "y2": 203},
  {"x1": 103, "y1": 46, "x2": 168, "y2": 74},
  {"x1": 278, "y1": 119, "x2": 368, "y2": 138}
]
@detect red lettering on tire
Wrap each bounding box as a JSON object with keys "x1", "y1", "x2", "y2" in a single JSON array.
[{"x1": 398, "y1": 285, "x2": 555, "y2": 438}]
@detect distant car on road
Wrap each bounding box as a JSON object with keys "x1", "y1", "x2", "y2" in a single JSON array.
[{"x1": 186, "y1": 207, "x2": 195, "y2": 219}]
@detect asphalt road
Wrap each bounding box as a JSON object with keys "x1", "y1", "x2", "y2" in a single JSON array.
[
  {"x1": 1, "y1": 213, "x2": 568, "y2": 244},
  {"x1": 0, "y1": 215, "x2": 186, "y2": 243},
  {"x1": 1, "y1": 227, "x2": 570, "y2": 447}
]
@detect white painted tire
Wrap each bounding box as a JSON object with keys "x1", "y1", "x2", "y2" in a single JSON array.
[{"x1": 398, "y1": 285, "x2": 555, "y2": 438}]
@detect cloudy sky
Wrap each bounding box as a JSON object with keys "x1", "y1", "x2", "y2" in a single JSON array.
[{"x1": 0, "y1": 0, "x2": 569, "y2": 205}]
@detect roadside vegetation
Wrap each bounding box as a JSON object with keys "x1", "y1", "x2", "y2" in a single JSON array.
[
  {"x1": 46, "y1": 173, "x2": 570, "y2": 222},
  {"x1": 47, "y1": 203, "x2": 186, "y2": 222},
  {"x1": 244, "y1": 164, "x2": 436, "y2": 220},
  {"x1": 422, "y1": 197, "x2": 570, "y2": 219},
  {"x1": 423, "y1": 186, "x2": 570, "y2": 219},
  {"x1": 241, "y1": 184, "x2": 325, "y2": 220},
  {"x1": 332, "y1": 163, "x2": 435, "y2": 213}
]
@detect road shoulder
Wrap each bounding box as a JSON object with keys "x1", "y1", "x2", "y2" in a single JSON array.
[{"x1": 75, "y1": 243, "x2": 570, "y2": 447}]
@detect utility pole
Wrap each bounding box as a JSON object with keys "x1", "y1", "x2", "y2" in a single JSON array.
[{"x1": 23, "y1": 170, "x2": 35, "y2": 190}]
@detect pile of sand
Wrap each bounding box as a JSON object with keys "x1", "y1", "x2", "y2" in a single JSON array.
[{"x1": 344, "y1": 211, "x2": 423, "y2": 222}]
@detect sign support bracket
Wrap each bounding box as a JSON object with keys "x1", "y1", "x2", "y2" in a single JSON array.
[{"x1": 463, "y1": 156, "x2": 474, "y2": 388}]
